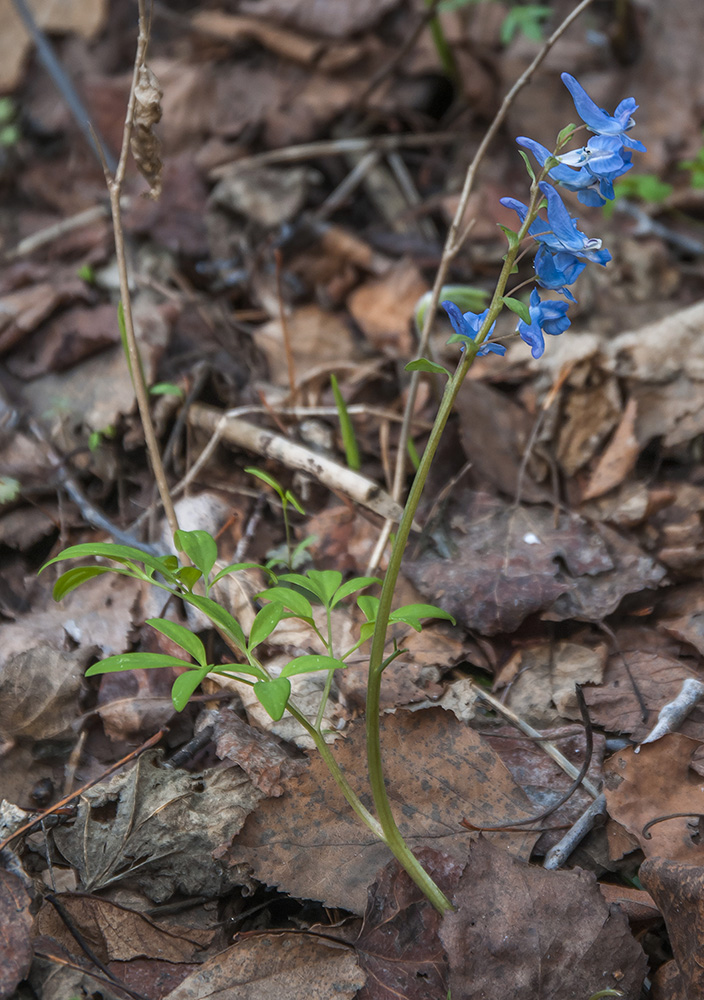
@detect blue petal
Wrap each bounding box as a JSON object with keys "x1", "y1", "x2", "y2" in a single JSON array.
[
  {"x1": 561, "y1": 73, "x2": 618, "y2": 134},
  {"x1": 539, "y1": 182, "x2": 582, "y2": 250},
  {"x1": 441, "y1": 300, "x2": 468, "y2": 339}
]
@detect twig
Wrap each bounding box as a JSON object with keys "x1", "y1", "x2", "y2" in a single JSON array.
[
  {"x1": 4, "y1": 204, "x2": 114, "y2": 260},
  {"x1": 187, "y1": 402, "x2": 418, "y2": 527},
  {"x1": 0, "y1": 730, "x2": 164, "y2": 853},
  {"x1": 470, "y1": 681, "x2": 600, "y2": 798},
  {"x1": 208, "y1": 133, "x2": 461, "y2": 179},
  {"x1": 105, "y1": 0, "x2": 180, "y2": 543},
  {"x1": 368, "y1": 0, "x2": 598, "y2": 572},
  {"x1": 463, "y1": 686, "x2": 594, "y2": 831},
  {"x1": 543, "y1": 793, "x2": 607, "y2": 869}
]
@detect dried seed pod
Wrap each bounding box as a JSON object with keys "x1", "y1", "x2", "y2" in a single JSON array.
[{"x1": 131, "y1": 63, "x2": 162, "y2": 198}]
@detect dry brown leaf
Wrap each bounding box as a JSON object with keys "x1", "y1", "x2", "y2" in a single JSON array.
[
  {"x1": 604, "y1": 734, "x2": 704, "y2": 863},
  {"x1": 0, "y1": 0, "x2": 107, "y2": 91},
  {"x1": 0, "y1": 278, "x2": 87, "y2": 356},
  {"x1": 164, "y1": 932, "x2": 364, "y2": 1000},
  {"x1": 0, "y1": 871, "x2": 32, "y2": 999},
  {"x1": 439, "y1": 838, "x2": 646, "y2": 999},
  {"x1": 253, "y1": 304, "x2": 361, "y2": 387},
  {"x1": 53, "y1": 750, "x2": 261, "y2": 902},
  {"x1": 583, "y1": 628, "x2": 704, "y2": 742},
  {"x1": 222, "y1": 709, "x2": 539, "y2": 913},
  {"x1": 192, "y1": 11, "x2": 322, "y2": 64},
  {"x1": 555, "y1": 375, "x2": 622, "y2": 478},
  {"x1": 404, "y1": 490, "x2": 666, "y2": 636},
  {"x1": 214, "y1": 706, "x2": 306, "y2": 797},
  {"x1": 346, "y1": 259, "x2": 426, "y2": 356},
  {"x1": 582, "y1": 396, "x2": 640, "y2": 501},
  {"x1": 35, "y1": 894, "x2": 212, "y2": 964},
  {"x1": 354, "y1": 848, "x2": 462, "y2": 1000},
  {"x1": 494, "y1": 640, "x2": 607, "y2": 726},
  {"x1": 239, "y1": 0, "x2": 401, "y2": 39},
  {"x1": 639, "y1": 856, "x2": 704, "y2": 1000}
]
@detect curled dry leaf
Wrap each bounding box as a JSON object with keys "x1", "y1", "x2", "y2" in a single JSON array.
[
  {"x1": 131, "y1": 63, "x2": 163, "y2": 198},
  {"x1": 0, "y1": 870, "x2": 33, "y2": 999},
  {"x1": 439, "y1": 838, "x2": 647, "y2": 1000},
  {"x1": 164, "y1": 932, "x2": 364, "y2": 1000}
]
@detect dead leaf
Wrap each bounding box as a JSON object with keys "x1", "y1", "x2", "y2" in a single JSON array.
[
  {"x1": 191, "y1": 11, "x2": 322, "y2": 65},
  {"x1": 404, "y1": 490, "x2": 666, "y2": 636},
  {"x1": 604, "y1": 734, "x2": 704, "y2": 863},
  {"x1": 36, "y1": 893, "x2": 213, "y2": 964},
  {"x1": 211, "y1": 164, "x2": 317, "y2": 228},
  {"x1": 494, "y1": 640, "x2": 607, "y2": 726},
  {"x1": 583, "y1": 628, "x2": 704, "y2": 742},
  {"x1": 555, "y1": 375, "x2": 622, "y2": 478},
  {"x1": 0, "y1": 278, "x2": 88, "y2": 356},
  {"x1": 164, "y1": 932, "x2": 364, "y2": 1000},
  {"x1": 439, "y1": 838, "x2": 647, "y2": 1000},
  {"x1": 253, "y1": 304, "x2": 361, "y2": 387},
  {"x1": 347, "y1": 259, "x2": 426, "y2": 356},
  {"x1": 222, "y1": 709, "x2": 539, "y2": 913},
  {"x1": 639, "y1": 856, "x2": 704, "y2": 999},
  {"x1": 354, "y1": 848, "x2": 462, "y2": 1000},
  {"x1": 214, "y1": 706, "x2": 306, "y2": 796},
  {"x1": 0, "y1": 0, "x2": 107, "y2": 91},
  {"x1": 53, "y1": 750, "x2": 262, "y2": 902},
  {"x1": 0, "y1": 870, "x2": 32, "y2": 999},
  {"x1": 239, "y1": 0, "x2": 402, "y2": 39},
  {"x1": 582, "y1": 396, "x2": 640, "y2": 501}
]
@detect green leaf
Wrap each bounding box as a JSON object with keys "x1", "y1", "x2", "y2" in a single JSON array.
[
  {"x1": 245, "y1": 467, "x2": 285, "y2": 502},
  {"x1": 497, "y1": 224, "x2": 519, "y2": 251},
  {"x1": 359, "y1": 621, "x2": 376, "y2": 642},
  {"x1": 556, "y1": 123, "x2": 577, "y2": 148},
  {"x1": 275, "y1": 573, "x2": 322, "y2": 599},
  {"x1": 283, "y1": 489, "x2": 305, "y2": 516},
  {"x1": 306, "y1": 570, "x2": 342, "y2": 606},
  {"x1": 248, "y1": 602, "x2": 284, "y2": 649},
  {"x1": 414, "y1": 285, "x2": 488, "y2": 333},
  {"x1": 254, "y1": 677, "x2": 291, "y2": 721},
  {"x1": 389, "y1": 603, "x2": 457, "y2": 632},
  {"x1": 174, "y1": 530, "x2": 218, "y2": 584},
  {"x1": 501, "y1": 296, "x2": 532, "y2": 326},
  {"x1": 517, "y1": 149, "x2": 536, "y2": 182},
  {"x1": 330, "y1": 576, "x2": 381, "y2": 608},
  {"x1": 0, "y1": 476, "x2": 20, "y2": 505},
  {"x1": 146, "y1": 618, "x2": 207, "y2": 666},
  {"x1": 53, "y1": 566, "x2": 112, "y2": 601},
  {"x1": 357, "y1": 595, "x2": 380, "y2": 622},
  {"x1": 150, "y1": 382, "x2": 184, "y2": 398},
  {"x1": 256, "y1": 586, "x2": 314, "y2": 620},
  {"x1": 331, "y1": 373, "x2": 361, "y2": 471},
  {"x1": 210, "y1": 561, "x2": 267, "y2": 586},
  {"x1": 405, "y1": 358, "x2": 451, "y2": 377},
  {"x1": 39, "y1": 543, "x2": 178, "y2": 584},
  {"x1": 281, "y1": 655, "x2": 348, "y2": 678},
  {"x1": 177, "y1": 566, "x2": 203, "y2": 592},
  {"x1": 184, "y1": 593, "x2": 247, "y2": 653},
  {"x1": 171, "y1": 667, "x2": 209, "y2": 712},
  {"x1": 86, "y1": 652, "x2": 194, "y2": 676}
]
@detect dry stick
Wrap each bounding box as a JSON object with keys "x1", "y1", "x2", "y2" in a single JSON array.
[
  {"x1": 187, "y1": 402, "x2": 417, "y2": 526},
  {"x1": 367, "y1": 0, "x2": 598, "y2": 574},
  {"x1": 105, "y1": 0, "x2": 180, "y2": 542},
  {"x1": 470, "y1": 681, "x2": 600, "y2": 798},
  {"x1": 543, "y1": 793, "x2": 607, "y2": 869}
]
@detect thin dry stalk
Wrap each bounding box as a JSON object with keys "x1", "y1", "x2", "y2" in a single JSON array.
[{"x1": 104, "y1": 0, "x2": 180, "y2": 541}]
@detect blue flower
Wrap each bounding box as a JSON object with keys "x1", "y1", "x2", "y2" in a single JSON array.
[
  {"x1": 561, "y1": 73, "x2": 646, "y2": 152},
  {"x1": 516, "y1": 135, "x2": 632, "y2": 207},
  {"x1": 442, "y1": 301, "x2": 506, "y2": 356},
  {"x1": 501, "y1": 183, "x2": 612, "y2": 264},
  {"x1": 534, "y1": 246, "x2": 585, "y2": 301},
  {"x1": 517, "y1": 289, "x2": 571, "y2": 359}
]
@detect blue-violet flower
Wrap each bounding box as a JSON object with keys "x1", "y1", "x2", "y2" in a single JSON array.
[
  {"x1": 442, "y1": 301, "x2": 506, "y2": 356},
  {"x1": 500, "y1": 182, "x2": 612, "y2": 264},
  {"x1": 561, "y1": 72, "x2": 646, "y2": 152},
  {"x1": 517, "y1": 289, "x2": 571, "y2": 359}
]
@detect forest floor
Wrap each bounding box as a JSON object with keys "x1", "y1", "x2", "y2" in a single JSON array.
[{"x1": 3, "y1": 1, "x2": 704, "y2": 998}]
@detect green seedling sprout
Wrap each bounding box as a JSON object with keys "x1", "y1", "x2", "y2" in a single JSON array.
[{"x1": 330, "y1": 373, "x2": 361, "y2": 471}]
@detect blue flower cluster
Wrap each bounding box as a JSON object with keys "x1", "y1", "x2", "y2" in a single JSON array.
[{"x1": 442, "y1": 73, "x2": 645, "y2": 360}]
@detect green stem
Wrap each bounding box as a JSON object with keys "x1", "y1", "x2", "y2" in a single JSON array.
[{"x1": 364, "y1": 203, "x2": 540, "y2": 914}]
